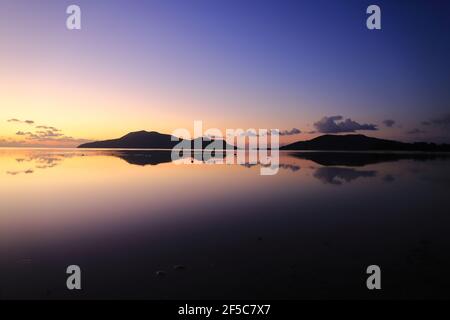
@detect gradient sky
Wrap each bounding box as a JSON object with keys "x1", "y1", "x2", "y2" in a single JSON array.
[{"x1": 1, "y1": 0, "x2": 449, "y2": 147}]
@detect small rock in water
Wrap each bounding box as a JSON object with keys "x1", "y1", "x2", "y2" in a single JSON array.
[
  {"x1": 174, "y1": 265, "x2": 186, "y2": 271},
  {"x1": 156, "y1": 270, "x2": 167, "y2": 277}
]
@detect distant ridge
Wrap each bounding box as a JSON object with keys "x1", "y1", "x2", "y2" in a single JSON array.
[
  {"x1": 78, "y1": 130, "x2": 233, "y2": 149},
  {"x1": 281, "y1": 134, "x2": 450, "y2": 151}
]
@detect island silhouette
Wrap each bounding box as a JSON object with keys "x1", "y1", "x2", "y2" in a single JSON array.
[
  {"x1": 78, "y1": 130, "x2": 233, "y2": 149},
  {"x1": 79, "y1": 131, "x2": 450, "y2": 152},
  {"x1": 281, "y1": 134, "x2": 450, "y2": 151}
]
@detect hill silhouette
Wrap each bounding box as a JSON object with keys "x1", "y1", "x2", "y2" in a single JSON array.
[
  {"x1": 78, "y1": 130, "x2": 234, "y2": 149},
  {"x1": 281, "y1": 134, "x2": 450, "y2": 151}
]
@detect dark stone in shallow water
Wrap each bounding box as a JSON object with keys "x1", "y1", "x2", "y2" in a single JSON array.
[
  {"x1": 174, "y1": 265, "x2": 186, "y2": 271},
  {"x1": 156, "y1": 271, "x2": 167, "y2": 277}
]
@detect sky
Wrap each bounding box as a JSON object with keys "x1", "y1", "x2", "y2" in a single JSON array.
[{"x1": 0, "y1": 0, "x2": 449, "y2": 147}]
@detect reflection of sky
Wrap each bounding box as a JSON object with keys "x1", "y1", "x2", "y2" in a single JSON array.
[
  {"x1": 1, "y1": 149, "x2": 450, "y2": 248},
  {"x1": 0, "y1": 0, "x2": 449, "y2": 145}
]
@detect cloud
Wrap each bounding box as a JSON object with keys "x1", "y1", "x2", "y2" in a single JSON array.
[
  {"x1": 383, "y1": 119, "x2": 396, "y2": 128},
  {"x1": 7, "y1": 118, "x2": 34, "y2": 125},
  {"x1": 6, "y1": 169, "x2": 34, "y2": 176},
  {"x1": 16, "y1": 131, "x2": 31, "y2": 136},
  {"x1": 314, "y1": 116, "x2": 378, "y2": 134},
  {"x1": 278, "y1": 128, "x2": 301, "y2": 136},
  {"x1": 234, "y1": 128, "x2": 301, "y2": 137},
  {"x1": 35, "y1": 130, "x2": 64, "y2": 138},
  {"x1": 8, "y1": 118, "x2": 92, "y2": 146},
  {"x1": 421, "y1": 114, "x2": 450, "y2": 129},
  {"x1": 0, "y1": 138, "x2": 26, "y2": 147},
  {"x1": 36, "y1": 125, "x2": 60, "y2": 132},
  {"x1": 239, "y1": 130, "x2": 259, "y2": 137},
  {"x1": 407, "y1": 128, "x2": 427, "y2": 134}
]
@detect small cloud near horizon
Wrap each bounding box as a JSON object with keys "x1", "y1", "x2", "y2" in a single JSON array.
[
  {"x1": 407, "y1": 128, "x2": 427, "y2": 135},
  {"x1": 272, "y1": 128, "x2": 302, "y2": 136},
  {"x1": 7, "y1": 118, "x2": 34, "y2": 125},
  {"x1": 6, "y1": 118, "x2": 91, "y2": 147},
  {"x1": 383, "y1": 119, "x2": 396, "y2": 128},
  {"x1": 234, "y1": 128, "x2": 301, "y2": 137},
  {"x1": 421, "y1": 114, "x2": 450, "y2": 129}
]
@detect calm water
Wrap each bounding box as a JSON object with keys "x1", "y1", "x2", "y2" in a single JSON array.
[{"x1": 1, "y1": 149, "x2": 450, "y2": 299}]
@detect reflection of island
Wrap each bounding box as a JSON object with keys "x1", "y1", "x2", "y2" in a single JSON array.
[
  {"x1": 314, "y1": 167, "x2": 377, "y2": 185},
  {"x1": 111, "y1": 150, "x2": 229, "y2": 166},
  {"x1": 112, "y1": 151, "x2": 174, "y2": 166},
  {"x1": 289, "y1": 152, "x2": 450, "y2": 167}
]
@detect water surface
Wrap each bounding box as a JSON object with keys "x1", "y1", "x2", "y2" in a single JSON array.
[{"x1": 1, "y1": 149, "x2": 449, "y2": 299}]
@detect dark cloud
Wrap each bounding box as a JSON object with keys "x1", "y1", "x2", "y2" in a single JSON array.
[
  {"x1": 314, "y1": 116, "x2": 378, "y2": 134},
  {"x1": 383, "y1": 119, "x2": 396, "y2": 128},
  {"x1": 7, "y1": 118, "x2": 20, "y2": 122},
  {"x1": 278, "y1": 128, "x2": 301, "y2": 136},
  {"x1": 407, "y1": 128, "x2": 427, "y2": 134},
  {"x1": 421, "y1": 114, "x2": 450, "y2": 129}
]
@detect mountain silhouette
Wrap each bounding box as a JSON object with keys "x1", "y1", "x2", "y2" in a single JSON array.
[
  {"x1": 281, "y1": 134, "x2": 450, "y2": 151},
  {"x1": 78, "y1": 130, "x2": 234, "y2": 149}
]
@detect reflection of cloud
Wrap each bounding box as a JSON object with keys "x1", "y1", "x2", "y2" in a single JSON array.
[
  {"x1": 314, "y1": 116, "x2": 378, "y2": 133},
  {"x1": 314, "y1": 167, "x2": 377, "y2": 185},
  {"x1": 280, "y1": 164, "x2": 300, "y2": 172},
  {"x1": 383, "y1": 174, "x2": 395, "y2": 182},
  {"x1": 241, "y1": 163, "x2": 300, "y2": 172},
  {"x1": 6, "y1": 154, "x2": 66, "y2": 175}
]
